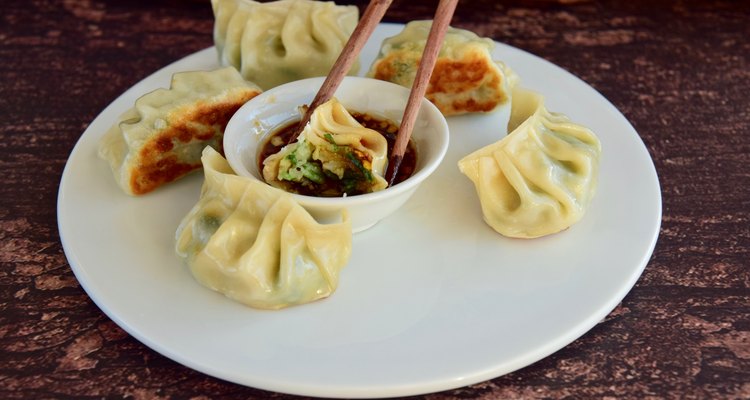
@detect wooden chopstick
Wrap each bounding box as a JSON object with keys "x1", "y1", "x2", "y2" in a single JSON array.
[
  {"x1": 287, "y1": 0, "x2": 394, "y2": 144},
  {"x1": 385, "y1": 0, "x2": 459, "y2": 186}
]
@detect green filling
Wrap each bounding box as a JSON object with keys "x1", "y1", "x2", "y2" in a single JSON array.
[
  {"x1": 345, "y1": 151, "x2": 373, "y2": 181},
  {"x1": 275, "y1": 134, "x2": 376, "y2": 196},
  {"x1": 199, "y1": 214, "x2": 222, "y2": 234},
  {"x1": 278, "y1": 140, "x2": 324, "y2": 184}
]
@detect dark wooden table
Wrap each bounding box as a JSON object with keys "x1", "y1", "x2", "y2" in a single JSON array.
[{"x1": 2, "y1": 0, "x2": 748, "y2": 398}]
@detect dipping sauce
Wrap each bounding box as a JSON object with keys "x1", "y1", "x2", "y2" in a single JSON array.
[{"x1": 259, "y1": 113, "x2": 417, "y2": 197}]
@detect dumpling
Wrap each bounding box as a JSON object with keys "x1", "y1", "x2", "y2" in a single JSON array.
[
  {"x1": 262, "y1": 98, "x2": 389, "y2": 196},
  {"x1": 212, "y1": 0, "x2": 360, "y2": 90},
  {"x1": 98, "y1": 67, "x2": 262, "y2": 196},
  {"x1": 175, "y1": 147, "x2": 352, "y2": 310},
  {"x1": 367, "y1": 20, "x2": 518, "y2": 116},
  {"x1": 457, "y1": 88, "x2": 601, "y2": 238}
]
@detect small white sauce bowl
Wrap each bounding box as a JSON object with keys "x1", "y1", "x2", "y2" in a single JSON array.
[{"x1": 224, "y1": 76, "x2": 449, "y2": 233}]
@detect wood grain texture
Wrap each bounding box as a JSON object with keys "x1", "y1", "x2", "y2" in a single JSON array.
[{"x1": 1, "y1": 0, "x2": 748, "y2": 398}]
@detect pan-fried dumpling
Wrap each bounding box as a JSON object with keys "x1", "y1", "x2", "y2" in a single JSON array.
[
  {"x1": 98, "y1": 67, "x2": 262, "y2": 195},
  {"x1": 458, "y1": 88, "x2": 601, "y2": 238},
  {"x1": 262, "y1": 98, "x2": 389, "y2": 196},
  {"x1": 175, "y1": 147, "x2": 352, "y2": 309},
  {"x1": 212, "y1": 0, "x2": 360, "y2": 90},
  {"x1": 367, "y1": 20, "x2": 518, "y2": 116}
]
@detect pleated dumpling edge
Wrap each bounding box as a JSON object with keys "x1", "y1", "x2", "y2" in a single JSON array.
[
  {"x1": 458, "y1": 88, "x2": 602, "y2": 239},
  {"x1": 98, "y1": 67, "x2": 262, "y2": 196},
  {"x1": 211, "y1": 0, "x2": 360, "y2": 90},
  {"x1": 175, "y1": 147, "x2": 352, "y2": 310}
]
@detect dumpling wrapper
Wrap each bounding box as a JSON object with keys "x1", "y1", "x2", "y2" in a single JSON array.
[
  {"x1": 262, "y1": 98, "x2": 389, "y2": 196},
  {"x1": 98, "y1": 67, "x2": 262, "y2": 195},
  {"x1": 458, "y1": 88, "x2": 601, "y2": 238},
  {"x1": 175, "y1": 147, "x2": 352, "y2": 310},
  {"x1": 367, "y1": 20, "x2": 518, "y2": 116},
  {"x1": 212, "y1": 0, "x2": 360, "y2": 90}
]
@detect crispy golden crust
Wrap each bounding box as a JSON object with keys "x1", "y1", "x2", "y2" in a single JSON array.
[
  {"x1": 428, "y1": 55, "x2": 507, "y2": 114},
  {"x1": 371, "y1": 48, "x2": 507, "y2": 116},
  {"x1": 128, "y1": 90, "x2": 260, "y2": 195}
]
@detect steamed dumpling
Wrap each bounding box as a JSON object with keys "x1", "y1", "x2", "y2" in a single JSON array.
[
  {"x1": 458, "y1": 88, "x2": 601, "y2": 238},
  {"x1": 367, "y1": 20, "x2": 518, "y2": 116},
  {"x1": 98, "y1": 67, "x2": 262, "y2": 195},
  {"x1": 175, "y1": 147, "x2": 352, "y2": 309},
  {"x1": 212, "y1": 0, "x2": 360, "y2": 90},
  {"x1": 262, "y1": 98, "x2": 389, "y2": 196}
]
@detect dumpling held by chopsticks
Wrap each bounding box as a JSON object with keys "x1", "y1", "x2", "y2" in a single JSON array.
[{"x1": 262, "y1": 98, "x2": 389, "y2": 197}]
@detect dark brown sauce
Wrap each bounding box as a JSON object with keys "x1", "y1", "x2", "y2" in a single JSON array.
[{"x1": 258, "y1": 113, "x2": 417, "y2": 197}]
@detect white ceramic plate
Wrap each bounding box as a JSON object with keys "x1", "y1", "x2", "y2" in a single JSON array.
[{"x1": 58, "y1": 23, "x2": 661, "y2": 398}]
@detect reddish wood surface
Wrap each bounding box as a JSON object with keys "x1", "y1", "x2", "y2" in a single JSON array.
[{"x1": 1, "y1": 0, "x2": 749, "y2": 398}]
